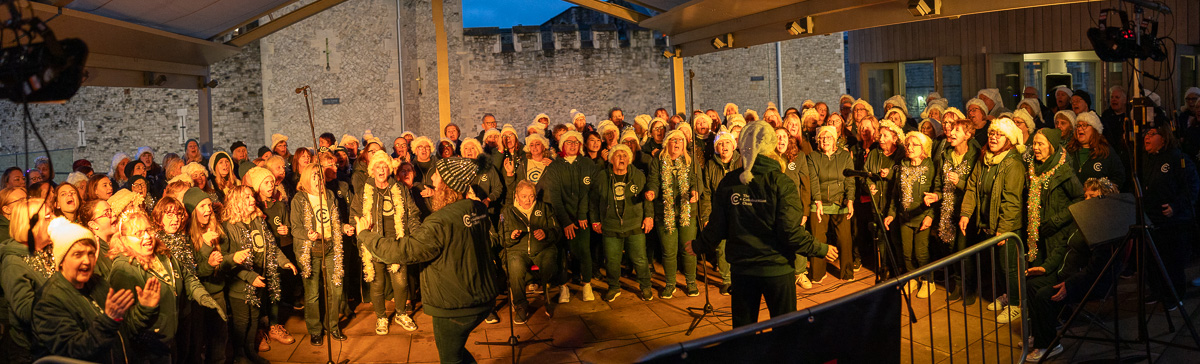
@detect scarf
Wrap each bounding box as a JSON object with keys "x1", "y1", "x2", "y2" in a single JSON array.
[
  {"x1": 938, "y1": 150, "x2": 974, "y2": 242},
  {"x1": 159, "y1": 231, "x2": 196, "y2": 276},
  {"x1": 24, "y1": 246, "x2": 55, "y2": 279},
  {"x1": 360, "y1": 180, "x2": 407, "y2": 281},
  {"x1": 232, "y1": 218, "x2": 281, "y2": 307},
  {"x1": 1025, "y1": 148, "x2": 1067, "y2": 262},
  {"x1": 660, "y1": 154, "x2": 692, "y2": 233},
  {"x1": 298, "y1": 192, "x2": 345, "y2": 287},
  {"x1": 516, "y1": 201, "x2": 535, "y2": 220},
  {"x1": 899, "y1": 161, "x2": 929, "y2": 213}
]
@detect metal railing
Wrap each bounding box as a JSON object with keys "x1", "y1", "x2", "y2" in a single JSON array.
[{"x1": 638, "y1": 232, "x2": 1031, "y2": 364}]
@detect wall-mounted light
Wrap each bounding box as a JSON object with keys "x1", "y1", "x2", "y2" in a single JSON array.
[
  {"x1": 786, "y1": 17, "x2": 813, "y2": 36},
  {"x1": 907, "y1": 0, "x2": 941, "y2": 17},
  {"x1": 711, "y1": 33, "x2": 733, "y2": 49}
]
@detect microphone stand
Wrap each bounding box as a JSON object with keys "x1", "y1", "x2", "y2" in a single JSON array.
[
  {"x1": 297, "y1": 85, "x2": 348, "y2": 364},
  {"x1": 476, "y1": 227, "x2": 552, "y2": 364},
  {"x1": 845, "y1": 171, "x2": 916, "y2": 321},
  {"x1": 682, "y1": 68, "x2": 729, "y2": 335}
]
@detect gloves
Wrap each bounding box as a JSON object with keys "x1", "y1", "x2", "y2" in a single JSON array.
[{"x1": 192, "y1": 288, "x2": 227, "y2": 321}]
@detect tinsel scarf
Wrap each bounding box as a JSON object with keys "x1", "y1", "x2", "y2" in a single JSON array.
[
  {"x1": 298, "y1": 192, "x2": 345, "y2": 287},
  {"x1": 938, "y1": 153, "x2": 974, "y2": 242},
  {"x1": 1025, "y1": 148, "x2": 1068, "y2": 262},
  {"x1": 360, "y1": 181, "x2": 407, "y2": 281},
  {"x1": 232, "y1": 219, "x2": 282, "y2": 307},
  {"x1": 660, "y1": 155, "x2": 692, "y2": 233},
  {"x1": 159, "y1": 231, "x2": 197, "y2": 277}
]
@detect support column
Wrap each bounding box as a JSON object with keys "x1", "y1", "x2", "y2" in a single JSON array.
[
  {"x1": 198, "y1": 70, "x2": 214, "y2": 155},
  {"x1": 671, "y1": 55, "x2": 685, "y2": 116},
  {"x1": 433, "y1": 0, "x2": 451, "y2": 138}
]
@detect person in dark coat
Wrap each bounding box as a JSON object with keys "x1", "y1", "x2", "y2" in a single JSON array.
[
  {"x1": 699, "y1": 130, "x2": 742, "y2": 293},
  {"x1": 588, "y1": 146, "x2": 655, "y2": 302},
  {"x1": 1140, "y1": 124, "x2": 1200, "y2": 307},
  {"x1": 1067, "y1": 111, "x2": 1125, "y2": 191},
  {"x1": 356, "y1": 157, "x2": 503, "y2": 364},
  {"x1": 501, "y1": 180, "x2": 562, "y2": 321},
  {"x1": 692, "y1": 120, "x2": 837, "y2": 328}
]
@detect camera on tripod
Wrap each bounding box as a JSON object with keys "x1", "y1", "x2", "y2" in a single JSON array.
[{"x1": 1086, "y1": 7, "x2": 1166, "y2": 63}]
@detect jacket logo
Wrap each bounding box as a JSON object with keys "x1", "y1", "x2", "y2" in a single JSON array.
[
  {"x1": 630, "y1": 184, "x2": 639, "y2": 193},
  {"x1": 480, "y1": 175, "x2": 488, "y2": 182},
  {"x1": 317, "y1": 208, "x2": 331, "y2": 224},
  {"x1": 788, "y1": 162, "x2": 796, "y2": 171},
  {"x1": 463, "y1": 213, "x2": 488, "y2": 227},
  {"x1": 731, "y1": 192, "x2": 765, "y2": 206},
  {"x1": 273, "y1": 216, "x2": 282, "y2": 226},
  {"x1": 583, "y1": 176, "x2": 592, "y2": 185},
  {"x1": 1162, "y1": 163, "x2": 1170, "y2": 173},
  {"x1": 534, "y1": 210, "x2": 543, "y2": 217},
  {"x1": 251, "y1": 230, "x2": 266, "y2": 251},
  {"x1": 1091, "y1": 162, "x2": 1101, "y2": 172}
]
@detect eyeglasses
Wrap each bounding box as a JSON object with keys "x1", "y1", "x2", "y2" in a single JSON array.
[
  {"x1": 92, "y1": 208, "x2": 114, "y2": 222},
  {"x1": 563, "y1": 140, "x2": 581, "y2": 146},
  {"x1": 987, "y1": 130, "x2": 1004, "y2": 138}
]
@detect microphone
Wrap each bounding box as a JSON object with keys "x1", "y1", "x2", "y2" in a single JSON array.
[
  {"x1": 295, "y1": 85, "x2": 310, "y2": 94},
  {"x1": 842, "y1": 169, "x2": 880, "y2": 180}
]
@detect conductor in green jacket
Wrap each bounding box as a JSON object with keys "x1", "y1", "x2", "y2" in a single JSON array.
[
  {"x1": 357, "y1": 157, "x2": 503, "y2": 364},
  {"x1": 691, "y1": 120, "x2": 839, "y2": 328}
]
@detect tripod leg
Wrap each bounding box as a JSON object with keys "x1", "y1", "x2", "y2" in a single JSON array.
[{"x1": 1139, "y1": 230, "x2": 1200, "y2": 348}]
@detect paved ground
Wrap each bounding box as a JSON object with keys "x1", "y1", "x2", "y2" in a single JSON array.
[{"x1": 257, "y1": 262, "x2": 1200, "y2": 363}]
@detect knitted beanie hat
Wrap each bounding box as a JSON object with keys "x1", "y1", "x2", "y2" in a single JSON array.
[
  {"x1": 182, "y1": 187, "x2": 210, "y2": 214},
  {"x1": 879, "y1": 120, "x2": 905, "y2": 140},
  {"x1": 693, "y1": 114, "x2": 713, "y2": 128},
  {"x1": 1012, "y1": 109, "x2": 1036, "y2": 132},
  {"x1": 181, "y1": 162, "x2": 207, "y2": 179},
  {"x1": 435, "y1": 157, "x2": 479, "y2": 195},
  {"x1": 460, "y1": 138, "x2": 483, "y2": 155},
  {"x1": 989, "y1": 118, "x2": 1025, "y2": 153},
  {"x1": 736, "y1": 120, "x2": 779, "y2": 184},
  {"x1": 271, "y1": 133, "x2": 288, "y2": 149},
  {"x1": 1054, "y1": 110, "x2": 1078, "y2": 125},
  {"x1": 977, "y1": 88, "x2": 1004, "y2": 112},
  {"x1": 107, "y1": 189, "x2": 139, "y2": 216},
  {"x1": 852, "y1": 99, "x2": 875, "y2": 117},
  {"x1": 634, "y1": 114, "x2": 651, "y2": 131},
  {"x1": 208, "y1": 151, "x2": 231, "y2": 175},
  {"x1": 943, "y1": 107, "x2": 966, "y2": 121},
  {"x1": 242, "y1": 167, "x2": 273, "y2": 194},
  {"x1": 966, "y1": 98, "x2": 989, "y2": 114},
  {"x1": 1054, "y1": 86, "x2": 1073, "y2": 98},
  {"x1": 49, "y1": 217, "x2": 96, "y2": 269},
  {"x1": 235, "y1": 160, "x2": 256, "y2": 180},
  {"x1": 524, "y1": 134, "x2": 549, "y2": 153},
  {"x1": 885, "y1": 95, "x2": 909, "y2": 115},
  {"x1": 1076, "y1": 111, "x2": 1103, "y2": 134}
]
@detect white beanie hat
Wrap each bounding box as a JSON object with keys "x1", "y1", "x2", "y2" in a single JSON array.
[
  {"x1": 1077, "y1": 111, "x2": 1103, "y2": 135},
  {"x1": 905, "y1": 131, "x2": 933, "y2": 159},
  {"x1": 242, "y1": 167, "x2": 274, "y2": 194},
  {"x1": 136, "y1": 146, "x2": 154, "y2": 159},
  {"x1": 693, "y1": 114, "x2": 713, "y2": 129},
  {"x1": 367, "y1": 151, "x2": 399, "y2": 175},
  {"x1": 533, "y1": 113, "x2": 550, "y2": 125},
  {"x1": 977, "y1": 89, "x2": 1004, "y2": 112},
  {"x1": 1018, "y1": 98, "x2": 1043, "y2": 120},
  {"x1": 524, "y1": 134, "x2": 549, "y2": 153},
  {"x1": 736, "y1": 120, "x2": 779, "y2": 184},
  {"x1": 411, "y1": 136, "x2": 434, "y2": 151},
  {"x1": 1054, "y1": 86, "x2": 1074, "y2": 98},
  {"x1": 1054, "y1": 110, "x2": 1077, "y2": 125},
  {"x1": 634, "y1": 114, "x2": 651, "y2": 131},
  {"x1": 608, "y1": 144, "x2": 632, "y2": 161},
  {"x1": 460, "y1": 138, "x2": 483, "y2": 155},
  {"x1": 339, "y1": 134, "x2": 360, "y2": 148},
  {"x1": 713, "y1": 127, "x2": 737, "y2": 149},
  {"x1": 920, "y1": 103, "x2": 945, "y2": 119},
  {"x1": 271, "y1": 133, "x2": 288, "y2": 150},
  {"x1": 49, "y1": 217, "x2": 96, "y2": 269},
  {"x1": 619, "y1": 130, "x2": 640, "y2": 145},
  {"x1": 966, "y1": 98, "x2": 989, "y2": 114},
  {"x1": 1012, "y1": 109, "x2": 1036, "y2": 132},
  {"x1": 885, "y1": 95, "x2": 909, "y2": 115}
]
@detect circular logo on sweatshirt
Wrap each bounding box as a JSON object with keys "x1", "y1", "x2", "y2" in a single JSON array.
[
  {"x1": 629, "y1": 184, "x2": 639, "y2": 193},
  {"x1": 583, "y1": 176, "x2": 592, "y2": 185},
  {"x1": 463, "y1": 215, "x2": 474, "y2": 227},
  {"x1": 273, "y1": 216, "x2": 282, "y2": 226},
  {"x1": 1093, "y1": 162, "x2": 1102, "y2": 172},
  {"x1": 528, "y1": 170, "x2": 543, "y2": 183},
  {"x1": 1162, "y1": 163, "x2": 1171, "y2": 173},
  {"x1": 731, "y1": 193, "x2": 742, "y2": 206},
  {"x1": 788, "y1": 162, "x2": 797, "y2": 171},
  {"x1": 251, "y1": 230, "x2": 266, "y2": 251},
  {"x1": 382, "y1": 195, "x2": 395, "y2": 216},
  {"x1": 317, "y1": 208, "x2": 331, "y2": 224},
  {"x1": 480, "y1": 174, "x2": 488, "y2": 182},
  {"x1": 535, "y1": 210, "x2": 543, "y2": 217}
]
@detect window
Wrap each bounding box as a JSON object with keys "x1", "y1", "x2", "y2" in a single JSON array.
[
  {"x1": 902, "y1": 61, "x2": 936, "y2": 114},
  {"x1": 1066, "y1": 61, "x2": 1099, "y2": 101}
]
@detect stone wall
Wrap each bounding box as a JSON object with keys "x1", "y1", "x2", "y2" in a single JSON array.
[{"x1": 0, "y1": 41, "x2": 264, "y2": 175}]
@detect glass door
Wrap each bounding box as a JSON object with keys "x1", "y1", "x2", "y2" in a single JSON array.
[
  {"x1": 935, "y1": 56, "x2": 962, "y2": 109},
  {"x1": 987, "y1": 54, "x2": 1024, "y2": 110},
  {"x1": 860, "y1": 63, "x2": 899, "y2": 118}
]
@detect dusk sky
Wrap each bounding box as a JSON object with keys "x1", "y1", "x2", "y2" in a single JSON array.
[{"x1": 462, "y1": 0, "x2": 574, "y2": 27}]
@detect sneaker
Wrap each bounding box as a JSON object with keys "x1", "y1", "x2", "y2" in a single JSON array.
[
  {"x1": 269, "y1": 324, "x2": 295, "y2": 344},
  {"x1": 375, "y1": 317, "x2": 390, "y2": 335},
  {"x1": 987, "y1": 294, "x2": 1008, "y2": 311},
  {"x1": 902, "y1": 280, "x2": 919, "y2": 295},
  {"x1": 686, "y1": 283, "x2": 700, "y2": 297},
  {"x1": 796, "y1": 275, "x2": 812, "y2": 289},
  {"x1": 851, "y1": 260, "x2": 862, "y2": 272},
  {"x1": 660, "y1": 288, "x2": 675, "y2": 300},
  {"x1": 513, "y1": 307, "x2": 529, "y2": 324},
  {"x1": 916, "y1": 281, "x2": 936, "y2": 299},
  {"x1": 484, "y1": 312, "x2": 500, "y2": 324},
  {"x1": 558, "y1": 285, "x2": 571, "y2": 303},
  {"x1": 719, "y1": 284, "x2": 730, "y2": 296},
  {"x1": 1025, "y1": 344, "x2": 1063, "y2": 362},
  {"x1": 996, "y1": 306, "x2": 1021, "y2": 324},
  {"x1": 640, "y1": 287, "x2": 656, "y2": 301},
  {"x1": 811, "y1": 273, "x2": 827, "y2": 285},
  {"x1": 603, "y1": 288, "x2": 621, "y2": 302},
  {"x1": 582, "y1": 283, "x2": 595, "y2": 302},
  {"x1": 394, "y1": 314, "x2": 418, "y2": 331}
]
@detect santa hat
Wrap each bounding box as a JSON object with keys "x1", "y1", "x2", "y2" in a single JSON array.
[
  {"x1": 460, "y1": 138, "x2": 483, "y2": 155},
  {"x1": 110, "y1": 152, "x2": 130, "y2": 176},
  {"x1": 270, "y1": 133, "x2": 288, "y2": 150},
  {"x1": 966, "y1": 98, "x2": 988, "y2": 114},
  {"x1": 411, "y1": 136, "x2": 434, "y2": 150},
  {"x1": 977, "y1": 89, "x2": 1004, "y2": 112},
  {"x1": 242, "y1": 167, "x2": 274, "y2": 194},
  {"x1": 852, "y1": 99, "x2": 874, "y2": 117},
  {"x1": 879, "y1": 120, "x2": 905, "y2": 140},
  {"x1": 558, "y1": 131, "x2": 583, "y2": 151},
  {"x1": 533, "y1": 113, "x2": 550, "y2": 125},
  {"x1": 49, "y1": 217, "x2": 96, "y2": 269},
  {"x1": 905, "y1": 131, "x2": 933, "y2": 159},
  {"x1": 884, "y1": 108, "x2": 907, "y2": 122},
  {"x1": 107, "y1": 189, "x2": 140, "y2": 216},
  {"x1": 524, "y1": 134, "x2": 549, "y2": 153},
  {"x1": 608, "y1": 144, "x2": 632, "y2": 161},
  {"x1": 1012, "y1": 109, "x2": 1036, "y2": 132},
  {"x1": 1077, "y1": 111, "x2": 1103, "y2": 134},
  {"x1": 885, "y1": 95, "x2": 909, "y2": 115},
  {"x1": 1018, "y1": 98, "x2": 1043, "y2": 119},
  {"x1": 943, "y1": 107, "x2": 966, "y2": 121},
  {"x1": 434, "y1": 157, "x2": 479, "y2": 195},
  {"x1": 989, "y1": 118, "x2": 1025, "y2": 153},
  {"x1": 692, "y1": 114, "x2": 713, "y2": 129},
  {"x1": 920, "y1": 103, "x2": 945, "y2": 119},
  {"x1": 736, "y1": 120, "x2": 779, "y2": 184}
]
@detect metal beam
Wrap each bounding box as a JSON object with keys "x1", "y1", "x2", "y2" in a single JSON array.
[
  {"x1": 661, "y1": 0, "x2": 1098, "y2": 57},
  {"x1": 668, "y1": 0, "x2": 889, "y2": 45},
  {"x1": 562, "y1": 0, "x2": 651, "y2": 23},
  {"x1": 225, "y1": 0, "x2": 348, "y2": 47}
]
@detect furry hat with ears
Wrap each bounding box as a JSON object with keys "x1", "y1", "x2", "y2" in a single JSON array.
[
  {"x1": 885, "y1": 95, "x2": 909, "y2": 115},
  {"x1": 49, "y1": 217, "x2": 96, "y2": 269},
  {"x1": 735, "y1": 120, "x2": 779, "y2": 184},
  {"x1": 852, "y1": 98, "x2": 875, "y2": 117},
  {"x1": 977, "y1": 88, "x2": 1004, "y2": 112},
  {"x1": 1076, "y1": 111, "x2": 1103, "y2": 135},
  {"x1": 966, "y1": 98, "x2": 988, "y2": 114},
  {"x1": 989, "y1": 117, "x2": 1026, "y2": 153},
  {"x1": 558, "y1": 131, "x2": 583, "y2": 151}
]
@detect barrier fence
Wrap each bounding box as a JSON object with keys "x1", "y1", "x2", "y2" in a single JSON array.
[{"x1": 639, "y1": 232, "x2": 1031, "y2": 364}]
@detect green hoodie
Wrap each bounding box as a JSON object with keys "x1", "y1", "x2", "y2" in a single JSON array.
[
  {"x1": 695, "y1": 157, "x2": 829, "y2": 277},
  {"x1": 33, "y1": 272, "x2": 157, "y2": 364},
  {"x1": 588, "y1": 167, "x2": 653, "y2": 237},
  {"x1": 0, "y1": 241, "x2": 54, "y2": 352}
]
